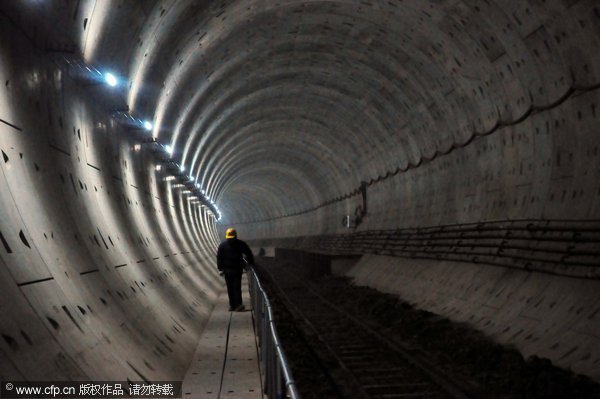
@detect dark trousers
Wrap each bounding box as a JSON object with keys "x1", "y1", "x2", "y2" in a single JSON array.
[{"x1": 224, "y1": 271, "x2": 243, "y2": 309}]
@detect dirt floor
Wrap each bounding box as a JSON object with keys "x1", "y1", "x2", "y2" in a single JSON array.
[{"x1": 255, "y1": 263, "x2": 600, "y2": 399}]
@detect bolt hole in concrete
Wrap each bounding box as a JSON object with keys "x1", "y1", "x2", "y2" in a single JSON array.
[
  {"x1": 46, "y1": 317, "x2": 59, "y2": 330},
  {"x1": 19, "y1": 330, "x2": 32, "y2": 345},
  {"x1": 0, "y1": 230, "x2": 12, "y2": 253},
  {"x1": 2, "y1": 333, "x2": 19, "y2": 351},
  {"x1": 62, "y1": 306, "x2": 84, "y2": 333},
  {"x1": 0, "y1": 1, "x2": 599, "y2": 398},
  {"x1": 18, "y1": 230, "x2": 30, "y2": 247}
]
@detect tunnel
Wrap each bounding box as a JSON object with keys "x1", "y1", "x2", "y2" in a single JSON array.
[{"x1": 0, "y1": 0, "x2": 599, "y2": 396}]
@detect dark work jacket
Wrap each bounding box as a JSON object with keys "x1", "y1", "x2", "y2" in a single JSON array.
[{"x1": 217, "y1": 238, "x2": 254, "y2": 273}]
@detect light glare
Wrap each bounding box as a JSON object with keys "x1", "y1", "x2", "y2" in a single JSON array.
[
  {"x1": 143, "y1": 121, "x2": 153, "y2": 130},
  {"x1": 104, "y1": 72, "x2": 117, "y2": 87}
]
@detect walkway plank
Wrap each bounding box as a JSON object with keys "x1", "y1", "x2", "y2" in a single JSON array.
[{"x1": 182, "y1": 274, "x2": 263, "y2": 398}]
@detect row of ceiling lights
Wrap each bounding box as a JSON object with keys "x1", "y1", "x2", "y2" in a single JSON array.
[{"x1": 77, "y1": 65, "x2": 222, "y2": 221}]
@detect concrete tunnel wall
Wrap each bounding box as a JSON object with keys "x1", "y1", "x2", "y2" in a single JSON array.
[
  {"x1": 0, "y1": 2, "x2": 223, "y2": 381},
  {"x1": 1, "y1": 0, "x2": 600, "y2": 384}
]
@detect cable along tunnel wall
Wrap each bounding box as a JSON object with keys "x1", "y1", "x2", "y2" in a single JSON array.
[
  {"x1": 233, "y1": 1, "x2": 600, "y2": 381},
  {"x1": 240, "y1": 84, "x2": 600, "y2": 382},
  {"x1": 1, "y1": 0, "x2": 600, "y2": 389}
]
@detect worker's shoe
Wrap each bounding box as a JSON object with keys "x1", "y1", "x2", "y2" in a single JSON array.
[{"x1": 234, "y1": 304, "x2": 245, "y2": 312}]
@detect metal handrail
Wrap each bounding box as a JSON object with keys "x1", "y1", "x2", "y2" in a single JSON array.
[{"x1": 247, "y1": 266, "x2": 301, "y2": 399}]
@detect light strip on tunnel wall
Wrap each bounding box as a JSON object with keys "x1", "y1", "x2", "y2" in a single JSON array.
[{"x1": 52, "y1": 52, "x2": 223, "y2": 221}]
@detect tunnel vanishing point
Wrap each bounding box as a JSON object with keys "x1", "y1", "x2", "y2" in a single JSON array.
[{"x1": 0, "y1": 0, "x2": 599, "y2": 387}]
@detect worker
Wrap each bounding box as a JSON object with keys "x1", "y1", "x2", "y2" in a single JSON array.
[{"x1": 216, "y1": 228, "x2": 254, "y2": 311}]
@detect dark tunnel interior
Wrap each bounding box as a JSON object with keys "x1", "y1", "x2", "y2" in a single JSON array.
[{"x1": 0, "y1": 0, "x2": 599, "y2": 387}]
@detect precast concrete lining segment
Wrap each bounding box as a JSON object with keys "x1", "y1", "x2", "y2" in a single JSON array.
[
  {"x1": 218, "y1": 159, "x2": 324, "y2": 200},
  {"x1": 186, "y1": 60, "x2": 398, "y2": 167},
  {"x1": 0, "y1": 3, "x2": 224, "y2": 384},
  {"x1": 246, "y1": 93, "x2": 600, "y2": 237},
  {"x1": 180, "y1": 76, "x2": 452, "y2": 189},
  {"x1": 167, "y1": 26, "x2": 443, "y2": 150},
  {"x1": 166, "y1": 36, "x2": 436, "y2": 168},
  {"x1": 199, "y1": 112, "x2": 360, "y2": 182},
  {"x1": 126, "y1": 0, "x2": 211, "y2": 115},
  {"x1": 122, "y1": 0, "x2": 564, "y2": 219},
  {"x1": 212, "y1": 146, "x2": 335, "y2": 198},
  {"x1": 195, "y1": 12, "x2": 576, "y2": 216},
  {"x1": 194, "y1": 97, "x2": 394, "y2": 206},
  {"x1": 179, "y1": 61, "x2": 404, "y2": 172},
  {"x1": 232, "y1": 80, "x2": 600, "y2": 225},
  {"x1": 189, "y1": 76, "x2": 399, "y2": 173},
  {"x1": 135, "y1": 0, "x2": 516, "y2": 203},
  {"x1": 204, "y1": 134, "x2": 356, "y2": 205},
  {"x1": 218, "y1": 167, "x2": 324, "y2": 222},
  {"x1": 218, "y1": 195, "x2": 268, "y2": 227},
  {"x1": 1, "y1": 0, "x2": 600, "y2": 387},
  {"x1": 192, "y1": 97, "x2": 373, "y2": 180},
  {"x1": 79, "y1": 1, "x2": 152, "y2": 68},
  {"x1": 345, "y1": 255, "x2": 600, "y2": 380},
  {"x1": 207, "y1": 128, "x2": 354, "y2": 194}
]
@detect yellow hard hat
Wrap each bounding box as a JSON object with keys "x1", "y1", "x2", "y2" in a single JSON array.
[{"x1": 225, "y1": 228, "x2": 237, "y2": 239}]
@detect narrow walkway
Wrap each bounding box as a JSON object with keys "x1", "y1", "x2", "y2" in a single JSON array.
[{"x1": 182, "y1": 274, "x2": 264, "y2": 398}]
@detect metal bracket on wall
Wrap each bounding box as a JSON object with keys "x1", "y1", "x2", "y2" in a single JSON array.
[{"x1": 353, "y1": 181, "x2": 368, "y2": 229}]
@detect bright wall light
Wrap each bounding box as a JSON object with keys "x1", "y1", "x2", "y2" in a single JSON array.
[
  {"x1": 180, "y1": 164, "x2": 185, "y2": 172},
  {"x1": 143, "y1": 121, "x2": 153, "y2": 130},
  {"x1": 165, "y1": 145, "x2": 173, "y2": 155},
  {"x1": 155, "y1": 165, "x2": 162, "y2": 171},
  {"x1": 104, "y1": 72, "x2": 117, "y2": 87}
]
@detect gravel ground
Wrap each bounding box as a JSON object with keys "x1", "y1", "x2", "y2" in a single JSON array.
[{"x1": 255, "y1": 261, "x2": 600, "y2": 399}]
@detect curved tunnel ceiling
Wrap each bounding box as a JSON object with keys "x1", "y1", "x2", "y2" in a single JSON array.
[
  {"x1": 85, "y1": 0, "x2": 597, "y2": 226},
  {"x1": 138, "y1": 0, "x2": 596, "y2": 227},
  {"x1": 1, "y1": 0, "x2": 600, "y2": 385}
]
